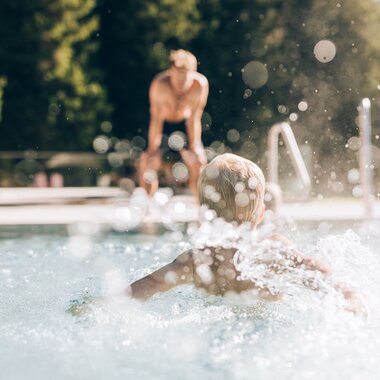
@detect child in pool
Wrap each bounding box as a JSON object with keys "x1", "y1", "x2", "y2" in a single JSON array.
[{"x1": 128, "y1": 153, "x2": 365, "y2": 314}]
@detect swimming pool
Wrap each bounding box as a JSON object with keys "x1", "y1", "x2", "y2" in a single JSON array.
[{"x1": 1, "y1": 220, "x2": 380, "y2": 380}]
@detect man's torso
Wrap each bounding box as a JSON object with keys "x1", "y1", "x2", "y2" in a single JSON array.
[{"x1": 152, "y1": 71, "x2": 207, "y2": 123}]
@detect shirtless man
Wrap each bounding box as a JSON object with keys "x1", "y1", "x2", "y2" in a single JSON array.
[{"x1": 138, "y1": 50, "x2": 209, "y2": 196}]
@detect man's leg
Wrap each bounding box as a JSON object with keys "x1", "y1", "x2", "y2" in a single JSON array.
[
  {"x1": 180, "y1": 149, "x2": 207, "y2": 198},
  {"x1": 138, "y1": 150, "x2": 162, "y2": 196}
]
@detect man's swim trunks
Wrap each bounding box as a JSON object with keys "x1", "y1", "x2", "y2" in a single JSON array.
[{"x1": 160, "y1": 120, "x2": 188, "y2": 162}]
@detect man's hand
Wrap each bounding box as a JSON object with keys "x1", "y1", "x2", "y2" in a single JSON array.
[
  {"x1": 140, "y1": 149, "x2": 161, "y2": 171},
  {"x1": 180, "y1": 146, "x2": 207, "y2": 170}
]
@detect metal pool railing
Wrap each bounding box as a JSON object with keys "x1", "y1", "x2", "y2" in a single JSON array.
[
  {"x1": 267, "y1": 122, "x2": 311, "y2": 198},
  {"x1": 358, "y1": 98, "x2": 374, "y2": 219}
]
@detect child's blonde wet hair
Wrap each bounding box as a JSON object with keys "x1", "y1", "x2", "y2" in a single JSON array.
[
  {"x1": 198, "y1": 153, "x2": 265, "y2": 225},
  {"x1": 169, "y1": 49, "x2": 197, "y2": 71}
]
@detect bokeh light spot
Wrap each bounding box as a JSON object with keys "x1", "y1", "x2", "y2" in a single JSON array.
[
  {"x1": 298, "y1": 101, "x2": 308, "y2": 111},
  {"x1": 347, "y1": 168, "x2": 360, "y2": 184},
  {"x1": 235, "y1": 182, "x2": 245, "y2": 193},
  {"x1": 201, "y1": 112, "x2": 213, "y2": 131},
  {"x1": 347, "y1": 136, "x2": 361, "y2": 151},
  {"x1": 314, "y1": 40, "x2": 336, "y2": 63},
  {"x1": 352, "y1": 185, "x2": 363, "y2": 198},
  {"x1": 235, "y1": 192, "x2": 250, "y2": 207},
  {"x1": 172, "y1": 162, "x2": 189, "y2": 182},
  {"x1": 227, "y1": 129, "x2": 240, "y2": 143},
  {"x1": 174, "y1": 202, "x2": 186, "y2": 214},
  {"x1": 242, "y1": 61, "x2": 268, "y2": 89},
  {"x1": 93, "y1": 135, "x2": 110, "y2": 154},
  {"x1": 168, "y1": 132, "x2": 186, "y2": 151},
  {"x1": 143, "y1": 169, "x2": 157, "y2": 184},
  {"x1": 101, "y1": 121, "x2": 113, "y2": 133},
  {"x1": 243, "y1": 89, "x2": 253, "y2": 99}
]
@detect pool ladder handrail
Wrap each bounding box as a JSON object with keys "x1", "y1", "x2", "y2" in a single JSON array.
[
  {"x1": 268, "y1": 122, "x2": 311, "y2": 198},
  {"x1": 359, "y1": 98, "x2": 374, "y2": 219}
]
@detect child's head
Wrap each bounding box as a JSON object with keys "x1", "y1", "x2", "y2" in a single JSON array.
[{"x1": 198, "y1": 153, "x2": 265, "y2": 226}]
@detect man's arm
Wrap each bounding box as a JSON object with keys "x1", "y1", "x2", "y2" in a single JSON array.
[
  {"x1": 128, "y1": 251, "x2": 194, "y2": 301},
  {"x1": 147, "y1": 81, "x2": 165, "y2": 152},
  {"x1": 186, "y1": 77, "x2": 209, "y2": 153}
]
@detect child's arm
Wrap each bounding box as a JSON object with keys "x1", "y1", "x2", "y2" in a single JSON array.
[
  {"x1": 271, "y1": 233, "x2": 367, "y2": 316},
  {"x1": 271, "y1": 232, "x2": 330, "y2": 273},
  {"x1": 128, "y1": 251, "x2": 194, "y2": 301}
]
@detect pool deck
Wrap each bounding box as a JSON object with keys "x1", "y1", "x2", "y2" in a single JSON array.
[{"x1": 0, "y1": 187, "x2": 379, "y2": 225}]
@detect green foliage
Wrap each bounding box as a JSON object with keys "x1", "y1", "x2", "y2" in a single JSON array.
[{"x1": 0, "y1": 0, "x2": 110, "y2": 150}]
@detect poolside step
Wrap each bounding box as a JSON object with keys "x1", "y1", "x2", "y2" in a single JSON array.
[
  {"x1": 0, "y1": 190, "x2": 379, "y2": 225},
  {"x1": 0, "y1": 187, "x2": 127, "y2": 206}
]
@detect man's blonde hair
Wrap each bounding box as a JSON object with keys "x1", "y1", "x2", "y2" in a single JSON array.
[
  {"x1": 169, "y1": 49, "x2": 197, "y2": 71},
  {"x1": 198, "y1": 153, "x2": 265, "y2": 225}
]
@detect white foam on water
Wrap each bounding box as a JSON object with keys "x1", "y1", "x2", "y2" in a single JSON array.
[{"x1": 1, "y1": 222, "x2": 380, "y2": 379}]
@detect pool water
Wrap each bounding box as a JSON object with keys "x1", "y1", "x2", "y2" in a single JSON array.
[{"x1": 1, "y1": 220, "x2": 380, "y2": 380}]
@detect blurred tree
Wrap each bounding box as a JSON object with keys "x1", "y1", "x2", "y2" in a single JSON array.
[
  {"x1": 191, "y1": 0, "x2": 380, "y2": 195},
  {"x1": 190, "y1": 0, "x2": 287, "y2": 167},
  {"x1": 270, "y1": 0, "x2": 380, "y2": 194},
  {"x1": 0, "y1": 76, "x2": 6, "y2": 123},
  {"x1": 0, "y1": 0, "x2": 110, "y2": 150}
]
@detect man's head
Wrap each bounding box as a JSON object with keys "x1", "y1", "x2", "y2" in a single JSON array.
[
  {"x1": 169, "y1": 49, "x2": 197, "y2": 94},
  {"x1": 198, "y1": 153, "x2": 265, "y2": 226}
]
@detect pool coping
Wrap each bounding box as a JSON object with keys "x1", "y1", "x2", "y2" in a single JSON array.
[{"x1": 0, "y1": 193, "x2": 379, "y2": 225}]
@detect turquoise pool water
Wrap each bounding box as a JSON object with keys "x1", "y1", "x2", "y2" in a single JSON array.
[{"x1": 1, "y1": 220, "x2": 380, "y2": 380}]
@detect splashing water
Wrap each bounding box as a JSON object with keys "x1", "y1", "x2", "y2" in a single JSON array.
[
  {"x1": 190, "y1": 218, "x2": 359, "y2": 311},
  {"x1": 1, "y1": 221, "x2": 380, "y2": 380}
]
